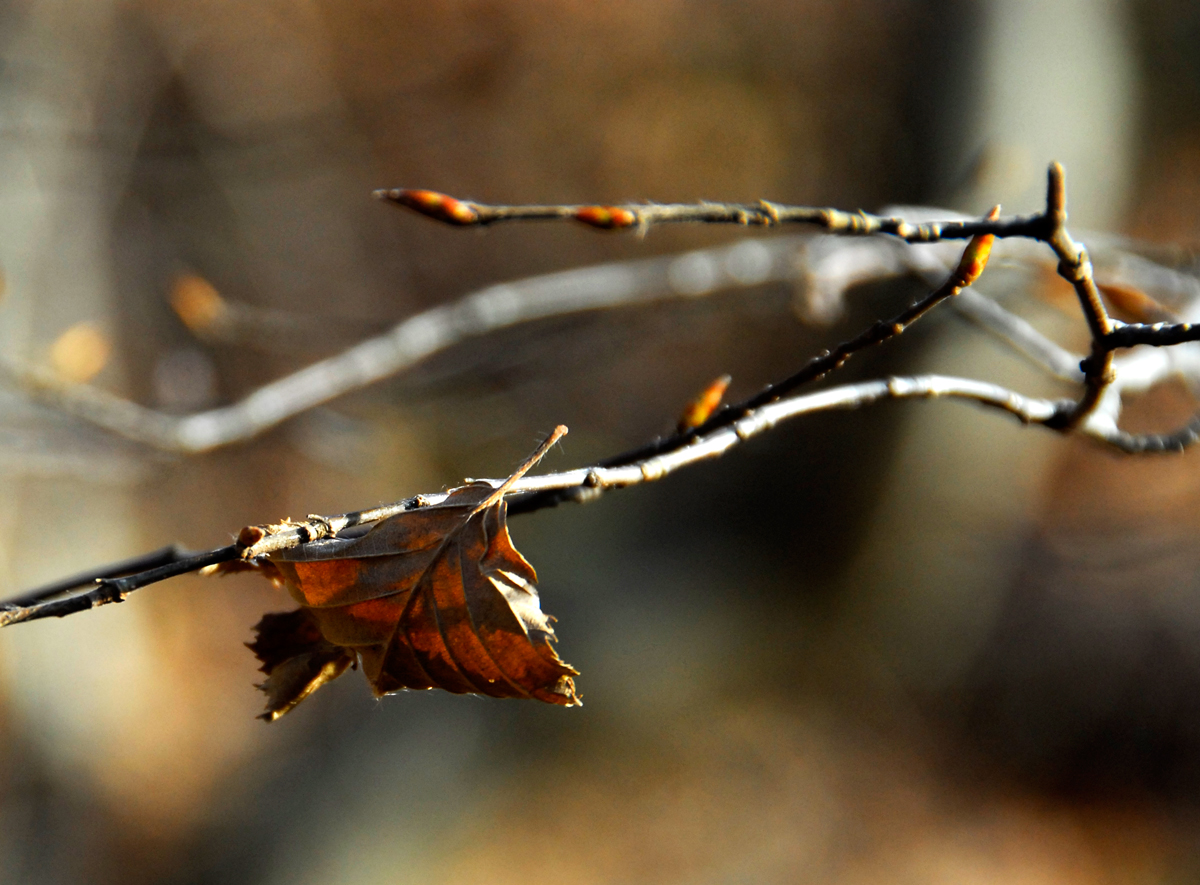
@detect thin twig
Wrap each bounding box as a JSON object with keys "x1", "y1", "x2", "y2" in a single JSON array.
[
  {"x1": 0, "y1": 545, "x2": 241, "y2": 627},
  {"x1": 1, "y1": 544, "x2": 192, "y2": 607},
  {"x1": 375, "y1": 186, "x2": 1045, "y2": 242},
  {"x1": 1103, "y1": 322, "x2": 1200, "y2": 349},
  {"x1": 473, "y1": 425, "x2": 568, "y2": 514}
]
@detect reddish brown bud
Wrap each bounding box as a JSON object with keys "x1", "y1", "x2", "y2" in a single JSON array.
[
  {"x1": 573, "y1": 205, "x2": 638, "y2": 229},
  {"x1": 677, "y1": 374, "x2": 732, "y2": 433},
  {"x1": 382, "y1": 189, "x2": 480, "y2": 225}
]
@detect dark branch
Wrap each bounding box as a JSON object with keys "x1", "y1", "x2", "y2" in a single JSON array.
[
  {"x1": 1103, "y1": 322, "x2": 1200, "y2": 349},
  {"x1": 2, "y1": 544, "x2": 192, "y2": 607},
  {"x1": 1095, "y1": 413, "x2": 1200, "y2": 454},
  {"x1": 0, "y1": 545, "x2": 242, "y2": 627}
]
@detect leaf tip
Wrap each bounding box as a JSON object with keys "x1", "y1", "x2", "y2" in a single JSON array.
[{"x1": 536, "y1": 673, "x2": 582, "y2": 707}]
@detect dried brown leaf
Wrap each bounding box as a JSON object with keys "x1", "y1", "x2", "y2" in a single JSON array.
[
  {"x1": 247, "y1": 609, "x2": 356, "y2": 721},
  {"x1": 249, "y1": 482, "x2": 578, "y2": 719}
]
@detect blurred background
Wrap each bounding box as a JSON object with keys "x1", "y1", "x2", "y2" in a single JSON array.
[{"x1": 2, "y1": 0, "x2": 1200, "y2": 882}]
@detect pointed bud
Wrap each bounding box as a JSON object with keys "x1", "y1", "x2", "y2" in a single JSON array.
[
  {"x1": 379, "y1": 189, "x2": 480, "y2": 225},
  {"x1": 573, "y1": 206, "x2": 638, "y2": 229},
  {"x1": 677, "y1": 374, "x2": 732, "y2": 433}
]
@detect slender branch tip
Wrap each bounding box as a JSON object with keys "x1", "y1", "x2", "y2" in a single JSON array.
[{"x1": 1047, "y1": 162, "x2": 1067, "y2": 219}]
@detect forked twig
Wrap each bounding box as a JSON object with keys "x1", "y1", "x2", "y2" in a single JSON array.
[{"x1": 382, "y1": 164, "x2": 1200, "y2": 440}]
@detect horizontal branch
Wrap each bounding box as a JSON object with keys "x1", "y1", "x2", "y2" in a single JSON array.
[
  {"x1": 10, "y1": 162, "x2": 1200, "y2": 630},
  {"x1": 10, "y1": 346, "x2": 1200, "y2": 627},
  {"x1": 1103, "y1": 321, "x2": 1200, "y2": 349},
  {"x1": 375, "y1": 187, "x2": 1047, "y2": 243}
]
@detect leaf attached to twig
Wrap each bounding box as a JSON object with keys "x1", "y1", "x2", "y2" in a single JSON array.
[{"x1": 248, "y1": 472, "x2": 578, "y2": 721}]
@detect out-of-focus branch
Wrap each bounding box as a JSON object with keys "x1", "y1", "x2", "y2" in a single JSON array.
[
  {"x1": 953, "y1": 288, "x2": 1086, "y2": 383},
  {"x1": 170, "y1": 273, "x2": 382, "y2": 353},
  {"x1": 1, "y1": 239, "x2": 806, "y2": 454}
]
